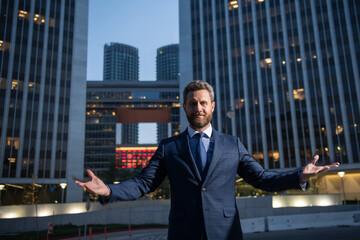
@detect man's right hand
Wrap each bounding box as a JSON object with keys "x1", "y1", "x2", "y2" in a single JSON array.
[{"x1": 75, "y1": 169, "x2": 111, "y2": 197}]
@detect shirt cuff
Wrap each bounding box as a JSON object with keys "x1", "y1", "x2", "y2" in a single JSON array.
[
  {"x1": 299, "y1": 182, "x2": 308, "y2": 191},
  {"x1": 99, "y1": 185, "x2": 112, "y2": 204},
  {"x1": 103, "y1": 185, "x2": 112, "y2": 199}
]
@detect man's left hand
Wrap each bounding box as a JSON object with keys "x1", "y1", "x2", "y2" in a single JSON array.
[{"x1": 300, "y1": 155, "x2": 340, "y2": 183}]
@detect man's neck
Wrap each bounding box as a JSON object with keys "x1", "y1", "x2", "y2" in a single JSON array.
[{"x1": 189, "y1": 124, "x2": 211, "y2": 133}]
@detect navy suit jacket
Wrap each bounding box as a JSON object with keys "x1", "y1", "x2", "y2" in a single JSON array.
[{"x1": 102, "y1": 129, "x2": 303, "y2": 239}]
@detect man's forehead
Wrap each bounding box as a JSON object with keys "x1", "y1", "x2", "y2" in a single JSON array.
[{"x1": 187, "y1": 89, "x2": 210, "y2": 96}]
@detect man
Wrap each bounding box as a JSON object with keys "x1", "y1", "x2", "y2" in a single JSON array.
[{"x1": 76, "y1": 80, "x2": 339, "y2": 239}]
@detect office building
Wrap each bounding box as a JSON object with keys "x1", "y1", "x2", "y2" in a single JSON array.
[
  {"x1": 103, "y1": 42, "x2": 140, "y2": 143},
  {"x1": 103, "y1": 42, "x2": 139, "y2": 81},
  {"x1": 156, "y1": 44, "x2": 179, "y2": 81},
  {"x1": 0, "y1": 0, "x2": 88, "y2": 205},
  {"x1": 179, "y1": 0, "x2": 359, "y2": 179},
  {"x1": 85, "y1": 80, "x2": 180, "y2": 173}
]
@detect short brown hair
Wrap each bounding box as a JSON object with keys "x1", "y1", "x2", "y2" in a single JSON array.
[{"x1": 183, "y1": 80, "x2": 215, "y2": 104}]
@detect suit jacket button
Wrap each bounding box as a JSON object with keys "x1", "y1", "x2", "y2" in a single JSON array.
[{"x1": 201, "y1": 188, "x2": 206, "y2": 192}]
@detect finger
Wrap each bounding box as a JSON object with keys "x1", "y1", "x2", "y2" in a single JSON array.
[
  {"x1": 86, "y1": 169, "x2": 96, "y2": 179},
  {"x1": 75, "y1": 181, "x2": 86, "y2": 187},
  {"x1": 328, "y1": 162, "x2": 340, "y2": 169},
  {"x1": 311, "y1": 154, "x2": 319, "y2": 165}
]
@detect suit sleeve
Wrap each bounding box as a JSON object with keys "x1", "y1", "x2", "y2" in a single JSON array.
[
  {"x1": 100, "y1": 142, "x2": 167, "y2": 203},
  {"x1": 236, "y1": 138, "x2": 303, "y2": 192}
]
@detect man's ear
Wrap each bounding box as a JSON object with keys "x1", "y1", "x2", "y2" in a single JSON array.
[{"x1": 211, "y1": 101, "x2": 215, "y2": 112}]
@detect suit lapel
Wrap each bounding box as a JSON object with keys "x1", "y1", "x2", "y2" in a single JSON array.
[
  {"x1": 203, "y1": 130, "x2": 224, "y2": 185},
  {"x1": 175, "y1": 130, "x2": 202, "y2": 181}
]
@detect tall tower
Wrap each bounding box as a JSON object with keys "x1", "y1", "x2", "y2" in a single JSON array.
[
  {"x1": 103, "y1": 42, "x2": 139, "y2": 143},
  {"x1": 156, "y1": 44, "x2": 179, "y2": 81},
  {"x1": 156, "y1": 44, "x2": 179, "y2": 141},
  {"x1": 103, "y1": 42, "x2": 139, "y2": 81},
  {"x1": 180, "y1": 0, "x2": 360, "y2": 170},
  {"x1": 0, "y1": 0, "x2": 88, "y2": 204}
]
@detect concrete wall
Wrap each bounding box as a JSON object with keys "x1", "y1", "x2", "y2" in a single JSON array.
[{"x1": 1, "y1": 196, "x2": 360, "y2": 234}]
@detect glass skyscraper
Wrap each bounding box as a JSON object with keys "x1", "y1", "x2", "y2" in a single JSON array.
[
  {"x1": 103, "y1": 42, "x2": 139, "y2": 81},
  {"x1": 156, "y1": 43, "x2": 179, "y2": 81},
  {"x1": 0, "y1": 0, "x2": 88, "y2": 204},
  {"x1": 179, "y1": 0, "x2": 360, "y2": 171}
]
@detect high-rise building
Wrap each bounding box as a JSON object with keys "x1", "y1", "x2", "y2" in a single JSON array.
[
  {"x1": 0, "y1": 0, "x2": 88, "y2": 204},
  {"x1": 103, "y1": 42, "x2": 139, "y2": 81},
  {"x1": 85, "y1": 80, "x2": 180, "y2": 173},
  {"x1": 179, "y1": 0, "x2": 360, "y2": 174},
  {"x1": 103, "y1": 43, "x2": 140, "y2": 143},
  {"x1": 156, "y1": 44, "x2": 179, "y2": 81},
  {"x1": 156, "y1": 44, "x2": 179, "y2": 138}
]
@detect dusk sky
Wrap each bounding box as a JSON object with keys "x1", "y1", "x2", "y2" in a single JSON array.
[
  {"x1": 87, "y1": 0, "x2": 179, "y2": 143},
  {"x1": 86, "y1": 0, "x2": 179, "y2": 81}
]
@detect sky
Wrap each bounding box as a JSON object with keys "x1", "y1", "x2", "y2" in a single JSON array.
[
  {"x1": 87, "y1": 0, "x2": 179, "y2": 143},
  {"x1": 87, "y1": 0, "x2": 179, "y2": 81}
]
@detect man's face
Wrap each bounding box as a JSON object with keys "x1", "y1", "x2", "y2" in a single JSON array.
[{"x1": 183, "y1": 89, "x2": 215, "y2": 131}]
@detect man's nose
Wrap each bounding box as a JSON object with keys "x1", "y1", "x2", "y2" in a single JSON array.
[{"x1": 195, "y1": 102, "x2": 202, "y2": 111}]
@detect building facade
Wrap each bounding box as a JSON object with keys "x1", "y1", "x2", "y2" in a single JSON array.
[
  {"x1": 0, "y1": 0, "x2": 88, "y2": 204},
  {"x1": 103, "y1": 42, "x2": 139, "y2": 81},
  {"x1": 85, "y1": 80, "x2": 180, "y2": 173},
  {"x1": 156, "y1": 44, "x2": 180, "y2": 81},
  {"x1": 179, "y1": 0, "x2": 360, "y2": 172}
]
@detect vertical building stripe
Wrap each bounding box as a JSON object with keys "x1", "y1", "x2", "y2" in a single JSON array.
[
  {"x1": 280, "y1": 0, "x2": 301, "y2": 167},
  {"x1": 0, "y1": 0, "x2": 19, "y2": 177},
  {"x1": 237, "y1": 1, "x2": 252, "y2": 152},
  {"x1": 211, "y1": 0, "x2": 222, "y2": 131},
  {"x1": 294, "y1": 0, "x2": 316, "y2": 158},
  {"x1": 326, "y1": 0, "x2": 353, "y2": 163},
  {"x1": 265, "y1": 0, "x2": 285, "y2": 168},
  {"x1": 224, "y1": 0, "x2": 236, "y2": 136},
  {"x1": 34, "y1": 0, "x2": 51, "y2": 178},
  {"x1": 251, "y1": 1, "x2": 269, "y2": 168},
  {"x1": 310, "y1": 0, "x2": 335, "y2": 162},
  {"x1": 16, "y1": 0, "x2": 35, "y2": 177},
  {"x1": 51, "y1": 0, "x2": 66, "y2": 178},
  {"x1": 199, "y1": 0, "x2": 206, "y2": 83},
  {"x1": 343, "y1": 0, "x2": 360, "y2": 116}
]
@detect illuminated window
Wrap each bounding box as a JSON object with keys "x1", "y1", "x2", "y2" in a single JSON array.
[
  {"x1": 0, "y1": 40, "x2": 11, "y2": 51},
  {"x1": 7, "y1": 137, "x2": 19, "y2": 150},
  {"x1": 287, "y1": 88, "x2": 305, "y2": 101}
]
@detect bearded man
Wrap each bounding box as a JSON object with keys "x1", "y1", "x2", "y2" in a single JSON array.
[{"x1": 76, "y1": 80, "x2": 339, "y2": 240}]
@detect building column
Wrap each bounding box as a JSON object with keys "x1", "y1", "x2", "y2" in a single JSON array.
[
  {"x1": 326, "y1": 0, "x2": 353, "y2": 163},
  {"x1": 16, "y1": 0, "x2": 36, "y2": 177},
  {"x1": 294, "y1": 0, "x2": 316, "y2": 158},
  {"x1": 265, "y1": 0, "x2": 285, "y2": 168},
  {"x1": 280, "y1": 0, "x2": 301, "y2": 167},
  {"x1": 343, "y1": 0, "x2": 360, "y2": 122},
  {"x1": 179, "y1": 0, "x2": 193, "y2": 131},
  {"x1": 210, "y1": 0, "x2": 222, "y2": 132},
  {"x1": 33, "y1": 0, "x2": 51, "y2": 178},
  {"x1": 224, "y1": 0, "x2": 236, "y2": 136},
  {"x1": 0, "y1": 0, "x2": 19, "y2": 177},
  {"x1": 310, "y1": 0, "x2": 335, "y2": 162},
  {"x1": 237, "y1": 0, "x2": 252, "y2": 153},
  {"x1": 251, "y1": 1, "x2": 269, "y2": 168}
]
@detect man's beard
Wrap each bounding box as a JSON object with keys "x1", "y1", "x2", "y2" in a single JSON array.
[{"x1": 186, "y1": 112, "x2": 212, "y2": 129}]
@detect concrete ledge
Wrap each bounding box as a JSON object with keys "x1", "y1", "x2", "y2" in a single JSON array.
[
  {"x1": 1, "y1": 197, "x2": 360, "y2": 234},
  {"x1": 267, "y1": 211, "x2": 360, "y2": 231}
]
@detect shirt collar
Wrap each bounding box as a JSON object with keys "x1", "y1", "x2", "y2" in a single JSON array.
[{"x1": 187, "y1": 124, "x2": 212, "y2": 138}]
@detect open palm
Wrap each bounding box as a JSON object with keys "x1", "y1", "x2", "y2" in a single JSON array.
[
  {"x1": 75, "y1": 169, "x2": 111, "y2": 197},
  {"x1": 300, "y1": 155, "x2": 340, "y2": 183}
]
